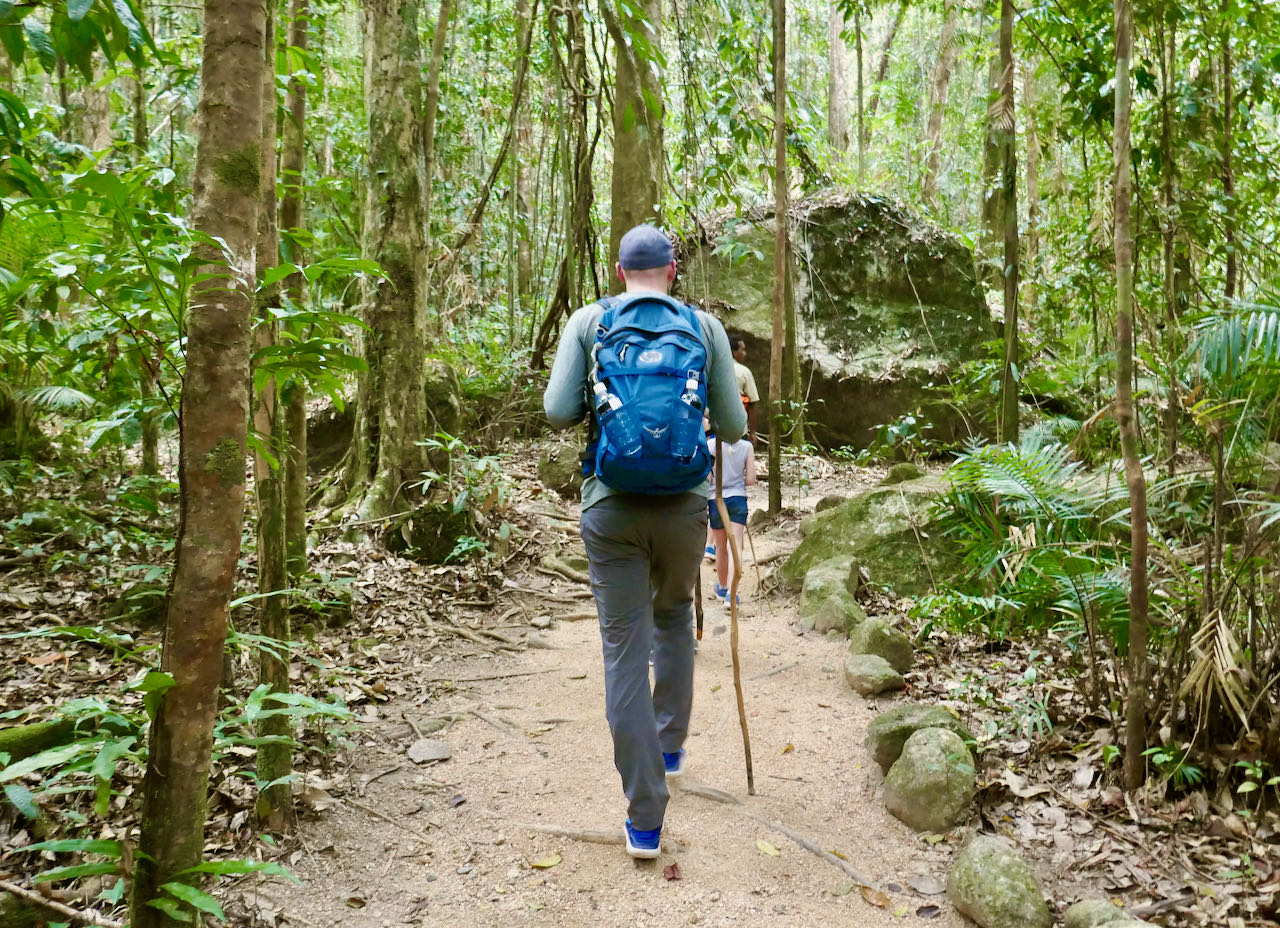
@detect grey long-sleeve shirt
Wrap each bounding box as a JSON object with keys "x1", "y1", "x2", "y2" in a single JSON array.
[{"x1": 543, "y1": 290, "x2": 748, "y2": 511}]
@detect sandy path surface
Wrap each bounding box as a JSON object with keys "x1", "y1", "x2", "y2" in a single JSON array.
[{"x1": 256, "y1": 480, "x2": 966, "y2": 927}]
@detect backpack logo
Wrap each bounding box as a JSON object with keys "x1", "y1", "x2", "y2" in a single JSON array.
[{"x1": 587, "y1": 294, "x2": 711, "y2": 494}]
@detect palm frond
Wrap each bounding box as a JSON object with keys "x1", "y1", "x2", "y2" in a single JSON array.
[
  {"x1": 15, "y1": 385, "x2": 97, "y2": 412},
  {"x1": 1189, "y1": 301, "x2": 1280, "y2": 382},
  {"x1": 1179, "y1": 610, "x2": 1251, "y2": 734}
]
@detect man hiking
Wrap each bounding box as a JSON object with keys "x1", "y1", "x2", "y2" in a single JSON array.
[{"x1": 543, "y1": 224, "x2": 746, "y2": 859}]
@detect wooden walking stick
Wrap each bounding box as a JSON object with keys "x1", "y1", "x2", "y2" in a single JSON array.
[
  {"x1": 714, "y1": 437, "x2": 755, "y2": 795},
  {"x1": 694, "y1": 572, "x2": 704, "y2": 640}
]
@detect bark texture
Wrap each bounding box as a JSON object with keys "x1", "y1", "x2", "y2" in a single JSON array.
[
  {"x1": 768, "y1": 0, "x2": 787, "y2": 515},
  {"x1": 1112, "y1": 0, "x2": 1149, "y2": 792},
  {"x1": 996, "y1": 0, "x2": 1019, "y2": 445},
  {"x1": 606, "y1": 0, "x2": 664, "y2": 276},
  {"x1": 129, "y1": 0, "x2": 265, "y2": 920},
  {"x1": 921, "y1": 0, "x2": 959, "y2": 205},
  {"x1": 827, "y1": 2, "x2": 849, "y2": 151},
  {"x1": 350, "y1": 0, "x2": 430, "y2": 520}
]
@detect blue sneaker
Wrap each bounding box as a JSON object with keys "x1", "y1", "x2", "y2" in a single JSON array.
[
  {"x1": 704, "y1": 544, "x2": 716, "y2": 562},
  {"x1": 663, "y1": 749, "x2": 686, "y2": 777},
  {"x1": 625, "y1": 819, "x2": 661, "y2": 859},
  {"x1": 713, "y1": 583, "x2": 729, "y2": 599}
]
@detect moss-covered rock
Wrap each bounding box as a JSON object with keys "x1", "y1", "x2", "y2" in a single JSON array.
[
  {"x1": 680, "y1": 193, "x2": 992, "y2": 448},
  {"x1": 1064, "y1": 899, "x2": 1147, "y2": 927},
  {"x1": 0, "y1": 719, "x2": 76, "y2": 763},
  {"x1": 780, "y1": 476, "x2": 956, "y2": 596},
  {"x1": 946, "y1": 836, "x2": 1051, "y2": 928},
  {"x1": 865, "y1": 704, "x2": 973, "y2": 773},
  {"x1": 537, "y1": 441, "x2": 584, "y2": 501},
  {"x1": 881, "y1": 462, "x2": 927, "y2": 485},
  {"x1": 883, "y1": 727, "x2": 975, "y2": 831},
  {"x1": 848, "y1": 618, "x2": 913, "y2": 673},
  {"x1": 814, "y1": 494, "x2": 847, "y2": 513},
  {"x1": 0, "y1": 890, "x2": 42, "y2": 928},
  {"x1": 844, "y1": 652, "x2": 905, "y2": 696}
]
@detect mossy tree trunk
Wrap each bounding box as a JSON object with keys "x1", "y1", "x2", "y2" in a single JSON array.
[
  {"x1": 252, "y1": 2, "x2": 294, "y2": 831},
  {"x1": 129, "y1": 0, "x2": 265, "y2": 920},
  {"x1": 605, "y1": 0, "x2": 664, "y2": 277},
  {"x1": 347, "y1": 0, "x2": 430, "y2": 522},
  {"x1": 281, "y1": 0, "x2": 310, "y2": 577},
  {"x1": 1112, "y1": 0, "x2": 1149, "y2": 792}
]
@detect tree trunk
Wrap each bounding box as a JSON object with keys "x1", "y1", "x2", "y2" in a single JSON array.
[
  {"x1": 421, "y1": 0, "x2": 454, "y2": 311},
  {"x1": 978, "y1": 34, "x2": 1003, "y2": 289},
  {"x1": 863, "y1": 0, "x2": 905, "y2": 137},
  {"x1": 1158, "y1": 17, "x2": 1180, "y2": 473},
  {"x1": 349, "y1": 0, "x2": 430, "y2": 520},
  {"x1": 996, "y1": 0, "x2": 1019, "y2": 445},
  {"x1": 129, "y1": 0, "x2": 265, "y2": 920},
  {"x1": 768, "y1": 0, "x2": 787, "y2": 515},
  {"x1": 1022, "y1": 64, "x2": 1041, "y2": 318},
  {"x1": 134, "y1": 57, "x2": 161, "y2": 477},
  {"x1": 921, "y1": 0, "x2": 960, "y2": 205},
  {"x1": 281, "y1": 0, "x2": 310, "y2": 576},
  {"x1": 1113, "y1": 0, "x2": 1149, "y2": 793},
  {"x1": 513, "y1": 0, "x2": 534, "y2": 342},
  {"x1": 252, "y1": 1, "x2": 293, "y2": 831},
  {"x1": 827, "y1": 2, "x2": 849, "y2": 151},
  {"x1": 854, "y1": 10, "x2": 864, "y2": 181},
  {"x1": 1220, "y1": 0, "x2": 1236, "y2": 301},
  {"x1": 606, "y1": 0, "x2": 664, "y2": 277}
]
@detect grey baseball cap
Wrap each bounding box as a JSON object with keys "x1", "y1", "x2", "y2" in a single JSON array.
[{"x1": 617, "y1": 224, "x2": 674, "y2": 270}]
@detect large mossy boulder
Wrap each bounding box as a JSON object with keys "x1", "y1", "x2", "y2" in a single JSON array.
[
  {"x1": 883, "y1": 727, "x2": 975, "y2": 831},
  {"x1": 799, "y1": 557, "x2": 865, "y2": 634},
  {"x1": 537, "y1": 440, "x2": 584, "y2": 500},
  {"x1": 779, "y1": 476, "x2": 957, "y2": 596},
  {"x1": 680, "y1": 193, "x2": 992, "y2": 448},
  {"x1": 844, "y1": 653, "x2": 905, "y2": 697},
  {"x1": 848, "y1": 618, "x2": 914, "y2": 673},
  {"x1": 947, "y1": 836, "x2": 1052, "y2": 928},
  {"x1": 866, "y1": 704, "x2": 973, "y2": 773}
]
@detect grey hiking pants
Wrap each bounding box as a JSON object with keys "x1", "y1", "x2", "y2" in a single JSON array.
[{"x1": 579, "y1": 491, "x2": 706, "y2": 831}]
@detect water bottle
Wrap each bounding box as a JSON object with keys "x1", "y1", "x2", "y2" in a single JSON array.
[
  {"x1": 670, "y1": 374, "x2": 704, "y2": 462},
  {"x1": 593, "y1": 382, "x2": 643, "y2": 457}
]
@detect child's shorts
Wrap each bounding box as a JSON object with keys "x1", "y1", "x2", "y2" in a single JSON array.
[{"x1": 708, "y1": 496, "x2": 748, "y2": 530}]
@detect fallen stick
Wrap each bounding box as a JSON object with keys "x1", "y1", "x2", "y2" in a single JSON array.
[
  {"x1": 358, "y1": 763, "x2": 405, "y2": 796},
  {"x1": 503, "y1": 822, "x2": 680, "y2": 854},
  {"x1": 677, "y1": 780, "x2": 742, "y2": 805},
  {"x1": 344, "y1": 798, "x2": 435, "y2": 846},
  {"x1": 0, "y1": 878, "x2": 123, "y2": 928},
  {"x1": 742, "y1": 812, "x2": 882, "y2": 892},
  {"x1": 748, "y1": 659, "x2": 804, "y2": 681},
  {"x1": 424, "y1": 667, "x2": 561, "y2": 683}
]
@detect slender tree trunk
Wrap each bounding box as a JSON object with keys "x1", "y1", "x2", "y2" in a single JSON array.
[
  {"x1": 863, "y1": 0, "x2": 905, "y2": 136},
  {"x1": 281, "y1": 0, "x2": 310, "y2": 576},
  {"x1": 252, "y1": 1, "x2": 293, "y2": 830},
  {"x1": 1220, "y1": 1, "x2": 1236, "y2": 301},
  {"x1": 1022, "y1": 64, "x2": 1041, "y2": 318},
  {"x1": 349, "y1": 0, "x2": 430, "y2": 520},
  {"x1": 129, "y1": 0, "x2": 265, "y2": 920},
  {"x1": 422, "y1": 0, "x2": 454, "y2": 311},
  {"x1": 606, "y1": 0, "x2": 664, "y2": 276},
  {"x1": 1158, "y1": 17, "x2": 1180, "y2": 473},
  {"x1": 512, "y1": 0, "x2": 534, "y2": 342},
  {"x1": 979, "y1": 35, "x2": 1003, "y2": 289},
  {"x1": 1113, "y1": 0, "x2": 1149, "y2": 793},
  {"x1": 921, "y1": 0, "x2": 960, "y2": 205},
  {"x1": 854, "y1": 10, "x2": 864, "y2": 181},
  {"x1": 768, "y1": 0, "x2": 787, "y2": 515},
  {"x1": 996, "y1": 0, "x2": 1019, "y2": 445},
  {"x1": 827, "y1": 1, "x2": 849, "y2": 151}
]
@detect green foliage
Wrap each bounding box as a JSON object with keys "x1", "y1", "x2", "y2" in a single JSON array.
[{"x1": 0, "y1": 0, "x2": 156, "y2": 76}]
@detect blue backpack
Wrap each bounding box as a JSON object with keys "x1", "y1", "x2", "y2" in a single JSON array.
[{"x1": 585, "y1": 293, "x2": 711, "y2": 494}]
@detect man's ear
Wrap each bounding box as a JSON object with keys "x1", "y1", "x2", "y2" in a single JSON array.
[
  {"x1": 666, "y1": 261, "x2": 676, "y2": 282},
  {"x1": 616, "y1": 262, "x2": 626, "y2": 284}
]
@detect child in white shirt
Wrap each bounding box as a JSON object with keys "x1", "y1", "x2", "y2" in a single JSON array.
[{"x1": 707, "y1": 434, "x2": 756, "y2": 604}]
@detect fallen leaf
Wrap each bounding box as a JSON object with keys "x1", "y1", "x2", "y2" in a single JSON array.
[
  {"x1": 916, "y1": 904, "x2": 942, "y2": 919},
  {"x1": 829, "y1": 849, "x2": 848, "y2": 860},
  {"x1": 893, "y1": 904, "x2": 909, "y2": 917},
  {"x1": 448, "y1": 794, "x2": 467, "y2": 807},
  {"x1": 710, "y1": 684, "x2": 721, "y2": 692},
  {"x1": 831, "y1": 882, "x2": 856, "y2": 897},
  {"x1": 861, "y1": 885, "x2": 891, "y2": 907},
  {"x1": 531, "y1": 854, "x2": 561, "y2": 869},
  {"x1": 922, "y1": 833, "x2": 946, "y2": 844},
  {"x1": 345, "y1": 896, "x2": 366, "y2": 908},
  {"x1": 664, "y1": 863, "x2": 682, "y2": 881},
  {"x1": 756, "y1": 840, "x2": 781, "y2": 857},
  {"x1": 26, "y1": 652, "x2": 68, "y2": 666},
  {"x1": 781, "y1": 743, "x2": 794, "y2": 754}
]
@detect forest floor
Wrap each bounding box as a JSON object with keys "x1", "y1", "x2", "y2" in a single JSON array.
[{"x1": 2, "y1": 442, "x2": 1276, "y2": 927}]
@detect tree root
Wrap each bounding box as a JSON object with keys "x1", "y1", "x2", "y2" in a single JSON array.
[
  {"x1": 741, "y1": 812, "x2": 882, "y2": 892},
  {"x1": 0, "y1": 879, "x2": 123, "y2": 928},
  {"x1": 500, "y1": 821, "x2": 681, "y2": 854}
]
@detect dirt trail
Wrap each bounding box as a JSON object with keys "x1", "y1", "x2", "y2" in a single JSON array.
[{"x1": 254, "y1": 477, "x2": 966, "y2": 928}]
